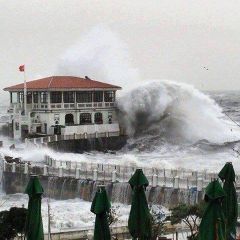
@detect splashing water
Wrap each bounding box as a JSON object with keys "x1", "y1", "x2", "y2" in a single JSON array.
[
  {"x1": 56, "y1": 26, "x2": 240, "y2": 145},
  {"x1": 118, "y1": 80, "x2": 240, "y2": 144},
  {"x1": 1, "y1": 27, "x2": 240, "y2": 234},
  {"x1": 57, "y1": 25, "x2": 140, "y2": 92},
  {"x1": 1, "y1": 27, "x2": 240, "y2": 172}
]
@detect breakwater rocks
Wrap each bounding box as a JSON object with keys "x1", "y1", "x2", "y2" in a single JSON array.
[{"x1": 3, "y1": 172, "x2": 203, "y2": 208}]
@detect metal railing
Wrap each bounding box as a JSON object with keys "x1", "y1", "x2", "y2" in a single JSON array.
[
  {"x1": 3, "y1": 155, "x2": 232, "y2": 190},
  {"x1": 31, "y1": 102, "x2": 116, "y2": 110},
  {"x1": 44, "y1": 155, "x2": 240, "y2": 190}
]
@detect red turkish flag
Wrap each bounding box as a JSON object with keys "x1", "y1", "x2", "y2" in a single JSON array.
[{"x1": 19, "y1": 65, "x2": 25, "y2": 72}]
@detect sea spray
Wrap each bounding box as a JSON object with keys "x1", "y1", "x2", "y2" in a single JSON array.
[
  {"x1": 1, "y1": 27, "x2": 240, "y2": 172},
  {"x1": 57, "y1": 25, "x2": 140, "y2": 92},
  {"x1": 118, "y1": 80, "x2": 240, "y2": 143},
  {"x1": 56, "y1": 26, "x2": 240, "y2": 144}
]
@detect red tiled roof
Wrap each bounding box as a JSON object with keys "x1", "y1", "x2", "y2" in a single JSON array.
[{"x1": 3, "y1": 76, "x2": 121, "y2": 91}]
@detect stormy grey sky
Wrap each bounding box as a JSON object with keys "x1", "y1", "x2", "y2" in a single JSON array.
[{"x1": 1, "y1": 0, "x2": 240, "y2": 101}]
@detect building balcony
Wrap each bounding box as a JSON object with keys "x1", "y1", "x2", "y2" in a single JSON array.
[
  {"x1": 9, "y1": 102, "x2": 116, "y2": 113},
  {"x1": 32, "y1": 102, "x2": 116, "y2": 110}
]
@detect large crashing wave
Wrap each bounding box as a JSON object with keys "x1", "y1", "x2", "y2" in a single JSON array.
[
  {"x1": 56, "y1": 26, "x2": 240, "y2": 145},
  {"x1": 118, "y1": 80, "x2": 240, "y2": 144}
]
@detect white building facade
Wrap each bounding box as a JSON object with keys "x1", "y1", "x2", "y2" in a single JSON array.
[{"x1": 4, "y1": 76, "x2": 122, "y2": 139}]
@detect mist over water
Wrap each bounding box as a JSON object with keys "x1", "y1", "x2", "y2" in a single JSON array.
[{"x1": 57, "y1": 26, "x2": 140, "y2": 92}]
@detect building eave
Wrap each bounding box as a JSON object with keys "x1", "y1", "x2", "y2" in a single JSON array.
[
  {"x1": 3, "y1": 76, "x2": 122, "y2": 92},
  {"x1": 4, "y1": 87, "x2": 121, "y2": 92}
]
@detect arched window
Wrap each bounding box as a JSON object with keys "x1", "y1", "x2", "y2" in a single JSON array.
[
  {"x1": 94, "y1": 112, "x2": 103, "y2": 124},
  {"x1": 80, "y1": 113, "x2": 92, "y2": 125},
  {"x1": 65, "y1": 114, "x2": 74, "y2": 126}
]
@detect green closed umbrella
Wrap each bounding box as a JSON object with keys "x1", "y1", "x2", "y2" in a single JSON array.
[
  {"x1": 25, "y1": 176, "x2": 44, "y2": 240},
  {"x1": 128, "y1": 169, "x2": 152, "y2": 240},
  {"x1": 218, "y1": 162, "x2": 238, "y2": 240},
  {"x1": 198, "y1": 179, "x2": 226, "y2": 240},
  {"x1": 91, "y1": 186, "x2": 111, "y2": 240}
]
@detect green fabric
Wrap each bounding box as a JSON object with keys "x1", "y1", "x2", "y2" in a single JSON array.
[
  {"x1": 25, "y1": 176, "x2": 44, "y2": 240},
  {"x1": 198, "y1": 179, "x2": 226, "y2": 240},
  {"x1": 129, "y1": 169, "x2": 149, "y2": 188},
  {"x1": 128, "y1": 169, "x2": 152, "y2": 240},
  {"x1": 204, "y1": 178, "x2": 226, "y2": 201},
  {"x1": 91, "y1": 186, "x2": 111, "y2": 240},
  {"x1": 218, "y1": 163, "x2": 238, "y2": 240}
]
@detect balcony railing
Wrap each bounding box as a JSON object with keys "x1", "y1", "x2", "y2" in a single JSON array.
[
  {"x1": 34, "y1": 102, "x2": 115, "y2": 110},
  {"x1": 9, "y1": 102, "x2": 116, "y2": 111}
]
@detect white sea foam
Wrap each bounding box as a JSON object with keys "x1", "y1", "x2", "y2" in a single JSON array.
[
  {"x1": 0, "y1": 194, "x2": 129, "y2": 232},
  {"x1": 118, "y1": 80, "x2": 240, "y2": 144}
]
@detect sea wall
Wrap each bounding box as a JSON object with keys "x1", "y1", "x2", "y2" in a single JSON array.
[
  {"x1": 3, "y1": 172, "x2": 203, "y2": 208},
  {"x1": 47, "y1": 136, "x2": 127, "y2": 152}
]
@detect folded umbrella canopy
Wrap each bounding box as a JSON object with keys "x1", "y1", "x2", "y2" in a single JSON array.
[
  {"x1": 218, "y1": 162, "x2": 238, "y2": 240},
  {"x1": 128, "y1": 169, "x2": 152, "y2": 240},
  {"x1": 91, "y1": 186, "x2": 111, "y2": 240},
  {"x1": 25, "y1": 175, "x2": 44, "y2": 240},
  {"x1": 198, "y1": 179, "x2": 226, "y2": 240}
]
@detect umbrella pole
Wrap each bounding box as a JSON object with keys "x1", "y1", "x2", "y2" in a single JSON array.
[
  {"x1": 214, "y1": 222, "x2": 218, "y2": 240},
  {"x1": 47, "y1": 198, "x2": 52, "y2": 240}
]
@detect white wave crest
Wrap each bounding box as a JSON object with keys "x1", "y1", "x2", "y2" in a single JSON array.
[{"x1": 118, "y1": 80, "x2": 240, "y2": 143}]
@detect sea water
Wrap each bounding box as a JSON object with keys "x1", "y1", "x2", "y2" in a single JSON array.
[{"x1": 0, "y1": 83, "x2": 240, "y2": 231}]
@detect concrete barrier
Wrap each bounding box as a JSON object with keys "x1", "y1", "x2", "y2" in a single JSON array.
[{"x1": 43, "y1": 226, "x2": 130, "y2": 240}]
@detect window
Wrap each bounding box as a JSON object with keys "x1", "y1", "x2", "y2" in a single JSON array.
[
  {"x1": 50, "y1": 92, "x2": 62, "y2": 103},
  {"x1": 93, "y1": 91, "x2": 103, "y2": 102},
  {"x1": 65, "y1": 114, "x2": 74, "y2": 125},
  {"x1": 44, "y1": 123, "x2": 47, "y2": 134},
  {"x1": 15, "y1": 122, "x2": 19, "y2": 131},
  {"x1": 76, "y1": 91, "x2": 92, "y2": 103},
  {"x1": 33, "y1": 92, "x2": 38, "y2": 103},
  {"x1": 11, "y1": 92, "x2": 18, "y2": 103},
  {"x1": 27, "y1": 92, "x2": 32, "y2": 104},
  {"x1": 80, "y1": 113, "x2": 92, "y2": 125},
  {"x1": 94, "y1": 112, "x2": 103, "y2": 124},
  {"x1": 18, "y1": 92, "x2": 24, "y2": 103},
  {"x1": 54, "y1": 114, "x2": 60, "y2": 123},
  {"x1": 104, "y1": 91, "x2": 115, "y2": 102},
  {"x1": 36, "y1": 126, "x2": 42, "y2": 133},
  {"x1": 63, "y1": 92, "x2": 75, "y2": 103},
  {"x1": 40, "y1": 92, "x2": 48, "y2": 103},
  {"x1": 108, "y1": 112, "x2": 113, "y2": 124}
]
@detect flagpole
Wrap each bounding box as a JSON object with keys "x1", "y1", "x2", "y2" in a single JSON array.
[{"x1": 23, "y1": 66, "x2": 27, "y2": 116}]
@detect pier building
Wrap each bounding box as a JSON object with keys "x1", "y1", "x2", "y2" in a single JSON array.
[{"x1": 4, "y1": 76, "x2": 121, "y2": 139}]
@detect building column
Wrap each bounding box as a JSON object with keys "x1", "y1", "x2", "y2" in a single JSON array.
[
  {"x1": 103, "y1": 91, "x2": 105, "y2": 103},
  {"x1": 10, "y1": 92, "x2": 12, "y2": 104},
  {"x1": 38, "y1": 92, "x2": 40, "y2": 108},
  {"x1": 31, "y1": 91, "x2": 34, "y2": 105},
  {"x1": 74, "y1": 91, "x2": 76, "y2": 106},
  {"x1": 61, "y1": 91, "x2": 64, "y2": 108},
  {"x1": 47, "y1": 92, "x2": 51, "y2": 109},
  {"x1": 91, "y1": 112, "x2": 95, "y2": 124}
]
